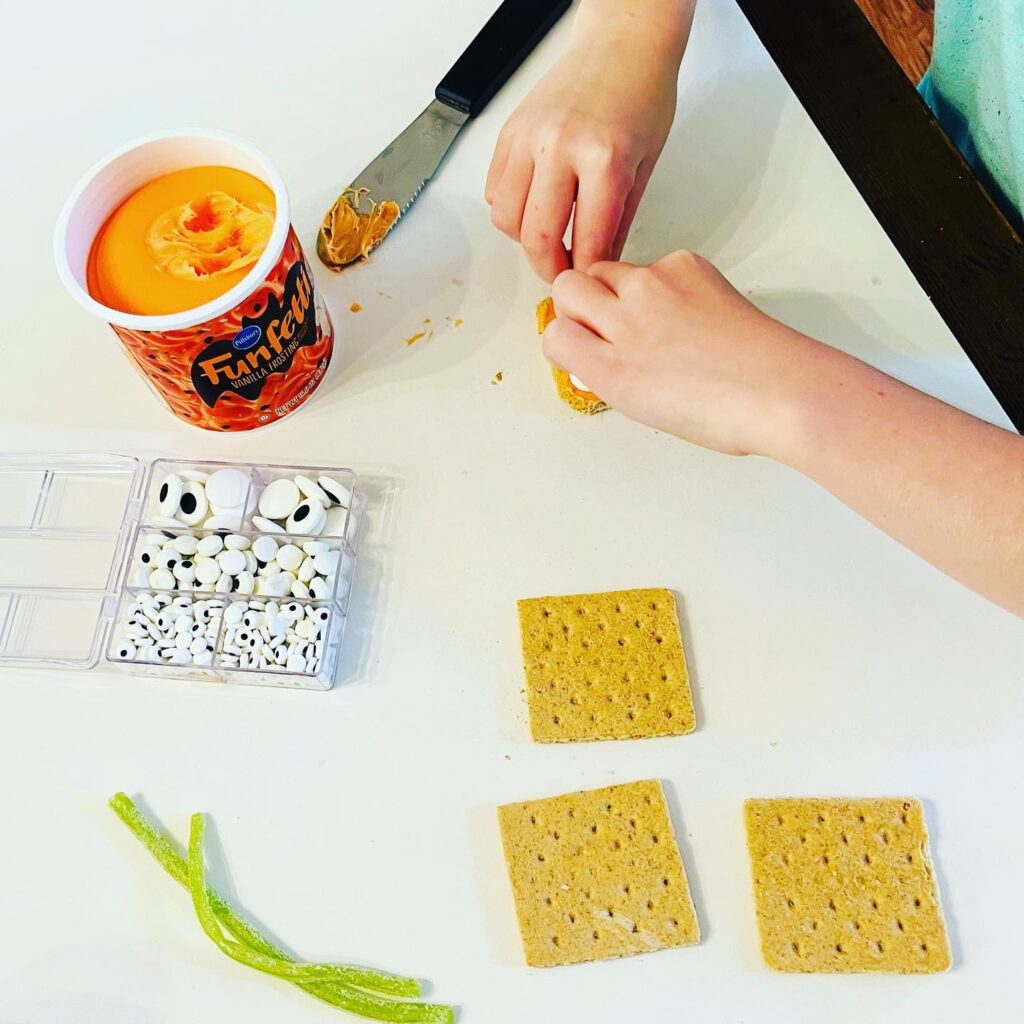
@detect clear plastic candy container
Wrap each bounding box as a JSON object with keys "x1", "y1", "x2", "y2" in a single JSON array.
[{"x1": 0, "y1": 453, "x2": 362, "y2": 690}]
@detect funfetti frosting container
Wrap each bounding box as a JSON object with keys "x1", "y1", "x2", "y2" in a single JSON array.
[{"x1": 54, "y1": 130, "x2": 334, "y2": 432}]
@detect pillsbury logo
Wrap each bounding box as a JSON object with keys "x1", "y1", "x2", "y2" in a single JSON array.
[{"x1": 232, "y1": 325, "x2": 262, "y2": 351}]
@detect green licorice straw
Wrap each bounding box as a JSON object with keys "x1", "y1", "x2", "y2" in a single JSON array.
[{"x1": 109, "y1": 793, "x2": 454, "y2": 1024}]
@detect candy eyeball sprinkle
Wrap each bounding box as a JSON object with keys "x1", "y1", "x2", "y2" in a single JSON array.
[
  {"x1": 139, "y1": 545, "x2": 160, "y2": 565},
  {"x1": 177, "y1": 481, "x2": 208, "y2": 526},
  {"x1": 157, "y1": 474, "x2": 183, "y2": 517}
]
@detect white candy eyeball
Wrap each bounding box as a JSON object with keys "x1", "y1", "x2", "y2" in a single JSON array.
[
  {"x1": 180, "y1": 469, "x2": 210, "y2": 483},
  {"x1": 196, "y1": 534, "x2": 224, "y2": 557},
  {"x1": 215, "y1": 573, "x2": 234, "y2": 595},
  {"x1": 296, "y1": 557, "x2": 317, "y2": 583},
  {"x1": 203, "y1": 514, "x2": 241, "y2": 531},
  {"x1": 169, "y1": 534, "x2": 199, "y2": 556},
  {"x1": 313, "y1": 550, "x2": 340, "y2": 577},
  {"x1": 129, "y1": 567, "x2": 151, "y2": 588},
  {"x1": 324, "y1": 505, "x2": 349, "y2": 537},
  {"x1": 317, "y1": 476, "x2": 351, "y2": 509},
  {"x1": 291, "y1": 580, "x2": 310, "y2": 599},
  {"x1": 194, "y1": 557, "x2": 222, "y2": 586},
  {"x1": 155, "y1": 548, "x2": 178, "y2": 571},
  {"x1": 294, "y1": 475, "x2": 330, "y2": 507},
  {"x1": 312, "y1": 608, "x2": 331, "y2": 626},
  {"x1": 115, "y1": 641, "x2": 137, "y2": 660},
  {"x1": 262, "y1": 574, "x2": 292, "y2": 598},
  {"x1": 217, "y1": 550, "x2": 247, "y2": 575},
  {"x1": 286, "y1": 500, "x2": 326, "y2": 535},
  {"x1": 138, "y1": 545, "x2": 161, "y2": 566},
  {"x1": 172, "y1": 559, "x2": 196, "y2": 583},
  {"x1": 157, "y1": 474, "x2": 183, "y2": 517},
  {"x1": 251, "y1": 536, "x2": 279, "y2": 563},
  {"x1": 258, "y1": 478, "x2": 302, "y2": 520},
  {"x1": 177, "y1": 481, "x2": 208, "y2": 526},
  {"x1": 149, "y1": 568, "x2": 175, "y2": 591},
  {"x1": 243, "y1": 550, "x2": 259, "y2": 574},
  {"x1": 302, "y1": 541, "x2": 330, "y2": 557},
  {"x1": 235, "y1": 571, "x2": 255, "y2": 595},
  {"x1": 252, "y1": 515, "x2": 286, "y2": 534},
  {"x1": 224, "y1": 534, "x2": 251, "y2": 551},
  {"x1": 204, "y1": 468, "x2": 250, "y2": 510},
  {"x1": 308, "y1": 577, "x2": 328, "y2": 600},
  {"x1": 276, "y1": 544, "x2": 304, "y2": 572}
]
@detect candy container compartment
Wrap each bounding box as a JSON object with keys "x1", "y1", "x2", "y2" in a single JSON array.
[{"x1": 0, "y1": 453, "x2": 363, "y2": 688}]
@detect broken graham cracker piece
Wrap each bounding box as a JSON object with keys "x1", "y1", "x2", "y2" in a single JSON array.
[
  {"x1": 517, "y1": 588, "x2": 695, "y2": 742},
  {"x1": 498, "y1": 780, "x2": 700, "y2": 967},
  {"x1": 535, "y1": 297, "x2": 608, "y2": 415},
  {"x1": 744, "y1": 797, "x2": 951, "y2": 974}
]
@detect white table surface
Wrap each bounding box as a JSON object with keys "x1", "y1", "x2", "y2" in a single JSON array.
[{"x1": 2, "y1": 0, "x2": 1023, "y2": 1020}]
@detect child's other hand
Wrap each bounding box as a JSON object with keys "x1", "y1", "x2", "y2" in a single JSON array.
[
  {"x1": 485, "y1": 2, "x2": 692, "y2": 282},
  {"x1": 544, "y1": 252, "x2": 832, "y2": 458}
]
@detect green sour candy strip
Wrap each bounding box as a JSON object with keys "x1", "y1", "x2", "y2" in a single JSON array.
[
  {"x1": 109, "y1": 794, "x2": 415, "y2": 994},
  {"x1": 108, "y1": 794, "x2": 423, "y2": 999},
  {"x1": 108, "y1": 794, "x2": 453, "y2": 1022},
  {"x1": 187, "y1": 813, "x2": 453, "y2": 1024}
]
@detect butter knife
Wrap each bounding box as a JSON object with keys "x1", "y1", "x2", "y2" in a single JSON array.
[{"x1": 317, "y1": 0, "x2": 572, "y2": 270}]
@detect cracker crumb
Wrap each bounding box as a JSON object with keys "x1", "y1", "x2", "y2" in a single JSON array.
[
  {"x1": 404, "y1": 331, "x2": 427, "y2": 346},
  {"x1": 349, "y1": 302, "x2": 362, "y2": 313},
  {"x1": 491, "y1": 371, "x2": 504, "y2": 385},
  {"x1": 423, "y1": 317, "x2": 432, "y2": 324},
  {"x1": 453, "y1": 318, "x2": 463, "y2": 328}
]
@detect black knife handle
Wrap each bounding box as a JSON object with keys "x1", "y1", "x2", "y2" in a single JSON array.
[{"x1": 436, "y1": 0, "x2": 573, "y2": 118}]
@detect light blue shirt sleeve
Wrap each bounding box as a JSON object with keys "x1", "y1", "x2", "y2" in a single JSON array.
[{"x1": 920, "y1": 0, "x2": 1024, "y2": 227}]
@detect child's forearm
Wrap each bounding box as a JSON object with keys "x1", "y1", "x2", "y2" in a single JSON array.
[
  {"x1": 777, "y1": 346, "x2": 1024, "y2": 617},
  {"x1": 571, "y1": 0, "x2": 696, "y2": 65}
]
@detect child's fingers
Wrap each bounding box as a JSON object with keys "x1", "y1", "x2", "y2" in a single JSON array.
[
  {"x1": 489, "y1": 148, "x2": 535, "y2": 241},
  {"x1": 610, "y1": 157, "x2": 655, "y2": 260},
  {"x1": 586, "y1": 259, "x2": 640, "y2": 296},
  {"x1": 520, "y1": 164, "x2": 576, "y2": 282},
  {"x1": 570, "y1": 161, "x2": 634, "y2": 272},
  {"x1": 551, "y1": 268, "x2": 622, "y2": 339},
  {"x1": 541, "y1": 315, "x2": 616, "y2": 393},
  {"x1": 485, "y1": 126, "x2": 515, "y2": 205}
]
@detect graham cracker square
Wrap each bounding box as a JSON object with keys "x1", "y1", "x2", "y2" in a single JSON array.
[
  {"x1": 517, "y1": 588, "x2": 695, "y2": 742},
  {"x1": 498, "y1": 780, "x2": 700, "y2": 967},
  {"x1": 744, "y1": 797, "x2": 951, "y2": 973}
]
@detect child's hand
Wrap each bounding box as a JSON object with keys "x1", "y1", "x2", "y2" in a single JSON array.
[
  {"x1": 543, "y1": 251, "x2": 833, "y2": 458},
  {"x1": 485, "y1": 1, "x2": 693, "y2": 282}
]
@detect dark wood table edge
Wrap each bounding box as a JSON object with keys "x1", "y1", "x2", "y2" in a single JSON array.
[{"x1": 735, "y1": 0, "x2": 1024, "y2": 432}]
